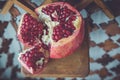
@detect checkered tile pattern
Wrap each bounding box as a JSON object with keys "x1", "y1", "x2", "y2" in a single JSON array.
[{"x1": 0, "y1": 0, "x2": 120, "y2": 80}]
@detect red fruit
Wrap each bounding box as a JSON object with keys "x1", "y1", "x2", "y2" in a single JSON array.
[
  {"x1": 18, "y1": 2, "x2": 84, "y2": 74},
  {"x1": 35, "y1": 2, "x2": 84, "y2": 58},
  {"x1": 17, "y1": 14, "x2": 43, "y2": 47},
  {"x1": 18, "y1": 43, "x2": 49, "y2": 74}
]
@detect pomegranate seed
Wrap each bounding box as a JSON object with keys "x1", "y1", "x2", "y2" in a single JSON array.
[
  {"x1": 67, "y1": 30, "x2": 72, "y2": 35},
  {"x1": 55, "y1": 5, "x2": 61, "y2": 14},
  {"x1": 42, "y1": 8, "x2": 47, "y2": 14},
  {"x1": 53, "y1": 35, "x2": 58, "y2": 41},
  {"x1": 42, "y1": 43, "x2": 49, "y2": 50},
  {"x1": 28, "y1": 53, "x2": 33, "y2": 58},
  {"x1": 27, "y1": 61, "x2": 33, "y2": 67},
  {"x1": 63, "y1": 34, "x2": 68, "y2": 37},
  {"x1": 69, "y1": 15, "x2": 76, "y2": 21}
]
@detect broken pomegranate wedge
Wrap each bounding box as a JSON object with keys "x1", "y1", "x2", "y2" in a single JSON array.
[
  {"x1": 18, "y1": 2, "x2": 84, "y2": 74},
  {"x1": 17, "y1": 13, "x2": 44, "y2": 47},
  {"x1": 18, "y1": 43, "x2": 49, "y2": 74}
]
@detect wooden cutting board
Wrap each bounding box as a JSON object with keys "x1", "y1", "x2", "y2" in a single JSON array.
[
  {"x1": 20, "y1": 0, "x2": 90, "y2": 78},
  {"x1": 21, "y1": 22, "x2": 89, "y2": 77}
]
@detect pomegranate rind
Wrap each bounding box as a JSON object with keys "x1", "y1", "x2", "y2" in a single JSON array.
[{"x1": 17, "y1": 14, "x2": 31, "y2": 47}]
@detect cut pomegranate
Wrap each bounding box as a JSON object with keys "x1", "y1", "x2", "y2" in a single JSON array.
[
  {"x1": 35, "y1": 2, "x2": 84, "y2": 58},
  {"x1": 18, "y1": 13, "x2": 44, "y2": 47},
  {"x1": 18, "y1": 43, "x2": 49, "y2": 74},
  {"x1": 18, "y1": 2, "x2": 84, "y2": 74}
]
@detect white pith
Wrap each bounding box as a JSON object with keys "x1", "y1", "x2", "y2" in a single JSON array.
[
  {"x1": 36, "y1": 57, "x2": 44, "y2": 66},
  {"x1": 41, "y1": 20, "x2": 59, "y2": 45}
]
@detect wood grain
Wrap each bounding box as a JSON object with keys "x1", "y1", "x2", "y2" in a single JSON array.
[
  {"x1": 0, "y1": 0, "x2": 14, "y2": 14},
  {"x1": 94, "y1": 0, "x2": 114, "y2": 19},
  {"x1": 14, "y1": 0, "x2": 38, "y2": 19}
]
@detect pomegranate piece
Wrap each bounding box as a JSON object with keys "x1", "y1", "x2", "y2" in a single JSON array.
[
  {"x1": 18, "y1": 43, "x2": 49, "y2": 74},
  {"x1": 17, "y1": 13, "x2": 44, "y2": 47}
]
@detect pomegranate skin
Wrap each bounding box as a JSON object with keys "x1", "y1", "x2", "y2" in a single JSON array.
[{"x1": 50, "y1": 20, "x2": 84, "y2": 58}]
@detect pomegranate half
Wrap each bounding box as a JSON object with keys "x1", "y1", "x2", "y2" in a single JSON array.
[
  {"x1": 17, "y1": 2, "x2": 84, "y2": 74},
  {"x1": 35, "y1": 2, "x2": 84, "y2": 58}
]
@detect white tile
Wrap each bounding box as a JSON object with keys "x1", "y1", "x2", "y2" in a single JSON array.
[
  {"x1": 16, "y1": 15, "x2": 22, "y2": 26},
  {"x1": 90, "y1": 10, "x2": 111, "y2": 26},
  {"x1": 65, "y1": 77, "x2": 83, "y2": 80},
  {"x1": 80, "y1": 9, "x2": 88, "y2": 19},
  {"x1": 17, "y1": 72, "x2": 24, "y2": 78},
  {"x1": 1, "y1": 67, "x2": 12, "y2": 79},
  {"x1": 9, "y1": 38, "x2": 21, "y2": 54},
  {"x1": 105, "y1": 59, "x2": 120, "y2": 69},
  {"x1": 90, "y1": 62, "x2": 103, "y2": 71},
  {"x1": 31, "y1": 0, "x2": 44, "y2": 6},
  {"x1": 111, "y1": 34, "x2": 120, "y2": 46},
  {"x1": 43, "y1": 78, "x2": 56, "y2": 80},
  {"x1": 0, "y1": 37, "x2": 2, "y2": 48},
  {"x1": 0, "y1": 53, "x2": 7, "y2": 68},
  {"x1": 3, "y1": 22, "x2": 16, "y2": 39},
  {"x1": 0, "y1": 12, "x2": 11, "y2": 22},
  {"x1": 85, "y1": 74, "x2": 101, "y2": 80},
  {"x1": 115, "y1": 16, "x2": 120, "y2": 27},
  {"x1": 90, "y1": 29, "x2": 109, "y2": 44},
  {"x1": 76, "y1": 78, "x2": 85, "y2": 80},
  {"x1": 108, "y1": 47, "x2": 120, "y2": 57},
  {"x1": 90, "y1": 46, "x2": 105, "y2": 60}
]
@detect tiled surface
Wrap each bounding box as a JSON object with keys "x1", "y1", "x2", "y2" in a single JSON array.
[{"x1": 0, "y1": 0, "x2": 120, "y2": 80}]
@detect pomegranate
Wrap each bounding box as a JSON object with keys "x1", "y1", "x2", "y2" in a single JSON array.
[
  {"x1": 18, "y1": 42, "x2": 49, "y2": 74},
  {"x1": 18, "y1": 2, "x2": 84, "y2": 74},
  {"x1": 17, "y1": 13, "x2": 44, "y2": 47},
  {"x1": 35, "y1": 2, "x2": 84, "y2": 58}
]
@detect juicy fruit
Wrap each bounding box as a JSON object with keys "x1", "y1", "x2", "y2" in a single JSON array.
[
  {"x1": 35, "y1": 2, "x2": 84, "y2": 58},
  {"x1": 18, "y1": 2, "x2": 84, "y2": 74},
  {"x1": 18, "y1": 14, "x2": 43, "y2": 47},
  {"x1": 18, "y1": 43, "x2": 49, "y2": 74}
]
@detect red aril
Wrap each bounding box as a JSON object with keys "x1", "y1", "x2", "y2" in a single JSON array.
[{"x1": 18, "y1": 2, "x2": 84, "y2": 74}]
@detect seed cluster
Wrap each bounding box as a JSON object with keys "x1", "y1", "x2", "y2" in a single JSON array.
[
  {"x1": 20, "y1": 44, "x2": 45, "y2": 71},
  {"x1": 20, "y1": 14, "x2": 43, "y2": 46},
  {"x1": 42, "y1": 5, "x2": 76, "y2": 42}
]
